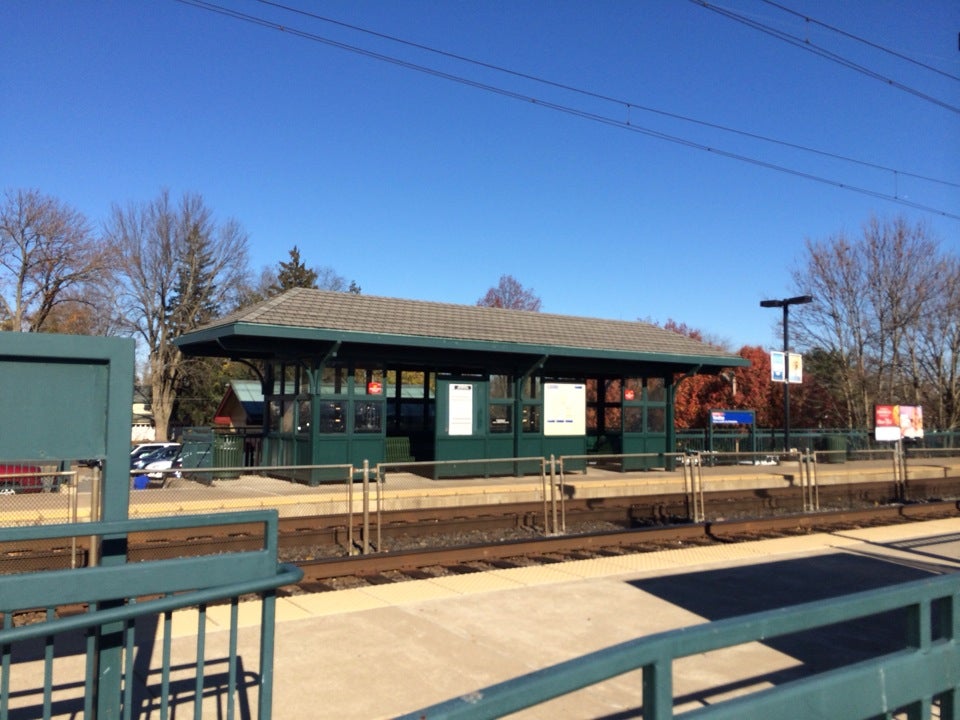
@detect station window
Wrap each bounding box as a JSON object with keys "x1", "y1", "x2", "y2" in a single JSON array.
[
  {"x1": 647, "y1": 407, "x2": 666, "y2": 433},
  {"x1": 489, "y1": 404, "x2": 512, "y2": 433},
  {"x1": 355, "y1": 367, "x2": 385, "y2": 395},
  {"x1": 646, "y1": 377, "x2": 666, "y2": 403},
  {"x1": 490, "y1": 375, "x2": 513, "y2": 399},
  {"x1": 521, "y1": 376, "x2": 541, "y2": 400},
  {"x1": 318, "y1": 401, "x2": 346, "y2": 433},
  {"x1": 604, "y1": 406, "x2": 622, "y2": 432},
  {"x1": 522, "y1": 405, "x2": 540, "y2": 433},
  {"x1": 623, "y1": 407, "x2": 642, "y2": 433},
  {"x1": 297, "y1": 398, "x2": 311, "y2": 435},
  {"x1": 281, "y1": 400, "x2": 295, "y2": 433},
  {"x1": 268, "y1": 399, "x2": 281, "y2": 432},
  {"x1": 354, "y1": 401, "x2": 382, "y2": 433},
  {"x1": 320, "y1": 366, "x2": 346, "y2": 395},
  {"x1": 624, "y1": 378, "x2": 643, "y2": 402}
]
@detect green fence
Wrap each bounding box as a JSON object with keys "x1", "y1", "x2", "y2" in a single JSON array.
[
  {"x1": 398, "y1": 572, "x2": 960, "y2": 720},
  {"x1": 0, "y1": 510, "x2": 301, "y2": 720}
]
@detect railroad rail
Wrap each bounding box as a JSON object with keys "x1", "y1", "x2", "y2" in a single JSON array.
[{"x1": 294, "y1": 500, "x2": 960, "y2": 591}]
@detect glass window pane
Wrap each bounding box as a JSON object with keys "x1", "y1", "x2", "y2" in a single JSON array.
[
  {"x1": 624, "y1": 407, "x2": 642, "y2": 433},
  {"x1": 624, "y1": 378, "x2": 642, "y2": 402},
  {"x1": 604, "y1": 378, "x2": 622, "y2": 403},
  {"x1": 522, "y1": 405, "x2": 540, "y2": 433},
  {"x1": 586, "y1": 378, "x2": 598, "y2": 402},
  {"x1": 490, "y1": 375, "x2": 513, "y2": 399},
  {"x1": 281, "y1": 401, "x2": 295, "y2": 433},
  {"x1": 604, "y1": 407, "x2": 621, "y2": 431},
  {"x1": 489, "y1": 405, "x2": 512, "y2": 433},
  {"x1": 354, "y1": 401, "x2": 382, "y2": 433},
  {"x1": 646, "y1": 378, "x2": 666, "y2": 403},
  {"x1": 522, "y1": 376, "x2": 541, "y2": 400},
  {"x1": 297, "y1": 399, "x2": 311, "y2": 435},
  {"x1": 320, "y1": 367, "x2": 345, "y2": 395},
  {"x1": 268, "y1": 399, "x2": 281, "y2": 432},
  {"x1": 647, "y1": 407, "x2": 666, "y2": 432},
  {"x1": 318, "y1": 401, "x2": 346, "y2": 433}
]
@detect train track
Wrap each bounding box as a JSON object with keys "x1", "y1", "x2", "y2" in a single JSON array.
[
  {"x1": 291, "y1": 501, "x2": 960, "y2": 593},
  {"x1": 2, "y1": 478, "x2": 959, "y2": 577}
]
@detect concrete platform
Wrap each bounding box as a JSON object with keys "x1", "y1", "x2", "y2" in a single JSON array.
[
  {"x1": 11, "y1": 518, "x2": 960, "y2": 718},
  {"x1": 5, "y1": 457, "x2": 958, "y2": 524}
]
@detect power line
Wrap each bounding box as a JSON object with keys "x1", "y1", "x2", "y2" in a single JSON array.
[
  {"x1": 757, "y1": 0, "x2": 960, "y2": 83},
  {"x1": 174, "y1": 0, "x2": 960, "y2": 220},
  {"x1": 247, "y1": 0, "x2": 959, "y2": 191},
  {"x1": 690, "y1": 0, "x2": 960, "y2": 115}
]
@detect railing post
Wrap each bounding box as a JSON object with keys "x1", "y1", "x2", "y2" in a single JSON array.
[
  {"x1": 642, "y1": 659, "x2": 672, "y2": 720},
  {"x1": 549, "y1": 454, "x2": 558, "y2": 536},
  {"x1": 362, "y1": 460, "x2": 370, "y2": 555}
]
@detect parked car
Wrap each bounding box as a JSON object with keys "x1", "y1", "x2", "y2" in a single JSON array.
[
  {"x1": 130, "y1": 442, "x2": 179, "y2": 463},
  {"x1": 0, "y1": 464, "x2": 43, "y2": 494},
  {"x1": 131, "y1": 444, "x2": 182, "y2": 478}
]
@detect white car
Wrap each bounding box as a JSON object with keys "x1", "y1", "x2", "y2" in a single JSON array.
[
  {"x1": 131, "y1": 444, "x2": 182, "y2": 478},
  {"x1": 131, "y1": 442, "x2": 179, "y2": 464}
]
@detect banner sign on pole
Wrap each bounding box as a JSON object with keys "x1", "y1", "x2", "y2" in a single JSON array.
[
  {"x1": 771, "y1": 352, "x2": 785, "y2": 382},
  {"x1": 771, "y1": 352, "x2": 803, "y2": 383},
  {"x1": 788, "y1": 353, "x2": 803, "y2": 383}
]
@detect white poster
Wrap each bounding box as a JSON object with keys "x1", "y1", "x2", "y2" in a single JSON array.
[
  {"x1": 448, "y1": 384, "x2": 473, "y2": 436},
  {"x1": 543, "y1": 383, "x2": 586, "y2": 436},
  {"x1": 770, "y1": 351, "x2": 785, "y2": 382}
]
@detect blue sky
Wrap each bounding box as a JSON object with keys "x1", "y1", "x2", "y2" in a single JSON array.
[{"x1": 3, "y1": 0, "x2": 958, "y2": 350}]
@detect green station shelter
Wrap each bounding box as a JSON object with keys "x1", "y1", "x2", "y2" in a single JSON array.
[{"x1": 175, "y1": 288, "x2": 747, "y2": 475}]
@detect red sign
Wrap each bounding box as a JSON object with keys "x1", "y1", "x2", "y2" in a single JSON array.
[
  {"x1": 367, "y1": 382, "x2": 383, "y2": 395},
  {"x1": 624, "y1": 389, "x2": 635, "y2": 401}
]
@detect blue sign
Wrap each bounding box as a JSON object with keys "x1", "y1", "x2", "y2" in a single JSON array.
[{"x1": 710, "y1": 410, "x2": 755, "y2": 425}]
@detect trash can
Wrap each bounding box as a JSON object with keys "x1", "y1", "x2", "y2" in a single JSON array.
[
  {"x1": 132, "y1": 474, "x2": 150, "y2": 490},
  {"x1": 213, "y1": 434, "x2": 243, "y2": 479},
  {"x1": 824, "y1": 435, "x2": 847, "y2": 463}
]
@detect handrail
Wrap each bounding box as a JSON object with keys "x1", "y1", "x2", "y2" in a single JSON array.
[
  {"x1": 0, "y1": 563, "x2": 302, "y2": 645},
  {"x1": 396, "y1": 572, "x2": 960, "y2": 719}
]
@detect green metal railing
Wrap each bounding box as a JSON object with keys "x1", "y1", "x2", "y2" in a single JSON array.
[
  {"x1": 0, "y1": 509, "x2": 302, "y2": 720},
  {"x1": 397, "y1": 572, "x2": 960, "y2": 720}
]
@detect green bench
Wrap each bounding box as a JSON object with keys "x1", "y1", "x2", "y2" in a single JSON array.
[{"x1": 385, "y1": 436, "x2": 414, "y2": 464}]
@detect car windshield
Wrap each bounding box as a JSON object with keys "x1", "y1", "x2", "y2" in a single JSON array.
[{"x1": 133, "y1": 445, "x2": 180, "y2": 466}]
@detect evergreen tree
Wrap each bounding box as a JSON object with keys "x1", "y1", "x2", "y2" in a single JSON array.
[{"x1": 271, "y1": 246, "x2": 318, "y2": 293}]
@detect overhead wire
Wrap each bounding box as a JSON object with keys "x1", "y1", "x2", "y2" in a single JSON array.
[
  {"x1": 248, "y1": 0, "x2": 959, "y2": 191},
  {"x1": 689, "y1": 0, "x2": 960, "y2": 115},
  {"x1": 757, "y1": 0, "x2": 960, "y2": 83},
  {"x1": 174, "y1": 0, "x2": 960, "y2": 220}
]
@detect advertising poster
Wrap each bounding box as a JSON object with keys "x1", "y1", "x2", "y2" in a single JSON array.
[
  {"x1": 875, "y1": 404, "x2": 924, "y2": 441},
  {"x1": 544, "y1": 383, "x2": 586, "y2": 436},
  {"x1": 448, "y1": 384, "x2": 473, "y2": 436}
]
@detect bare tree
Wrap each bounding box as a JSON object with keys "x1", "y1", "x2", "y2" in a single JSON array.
[
  {"x1": 104, "y1": 190, "x2": 249, "y2": 440},
  {"x1": 792, "y1": 215, "x2": 955, "y2": 429},
  {"x1": 0, "y1": 188, "x2": 105, "y2": 332},
  {"x1": 477, "y1": 275, "x2": 542, "y2": 311}
]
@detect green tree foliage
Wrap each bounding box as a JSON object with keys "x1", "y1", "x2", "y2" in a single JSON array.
[{"x1": 270, "y1": 245, "x2": 318, "y2": 294}]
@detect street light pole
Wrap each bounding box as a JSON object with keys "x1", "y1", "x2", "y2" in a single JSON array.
[{"x1": 760, "y1": 295, "x2": 813, "y2": 452}]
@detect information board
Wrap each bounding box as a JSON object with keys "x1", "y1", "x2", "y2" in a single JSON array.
[{"x1": 543, "y1": 383, "x2": 585, "y2": 436}]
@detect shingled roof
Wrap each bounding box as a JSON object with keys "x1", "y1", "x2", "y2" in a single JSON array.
[{"x1": 176, "y1": 287, "x2": 745, "y2": 372}]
